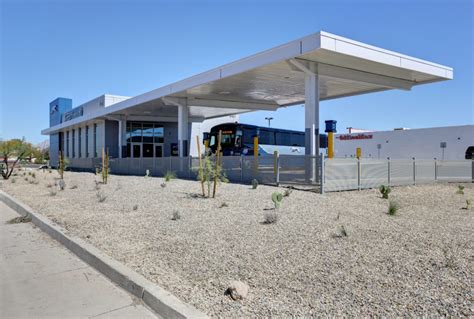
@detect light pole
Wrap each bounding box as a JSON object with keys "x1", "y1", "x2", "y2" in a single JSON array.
[{"x1": 265, "y1": 117, "x2": 273, "y2": 127}]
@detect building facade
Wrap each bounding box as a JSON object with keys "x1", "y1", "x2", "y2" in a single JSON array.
[{"x1": 48, "y1": 94, "x2": 237, "y2": 169}]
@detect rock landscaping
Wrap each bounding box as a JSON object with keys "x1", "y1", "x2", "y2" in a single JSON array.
[{"x1": 1, "y1": 169, "x2": 472, "y2": 317}]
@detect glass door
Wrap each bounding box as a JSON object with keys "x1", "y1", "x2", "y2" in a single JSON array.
[
  {"x1": 154, "y1": 144, "x2": 163, "y2": 157},
  {"x1": 131, "y1": 143, "x2": 142, "y2": 158}
]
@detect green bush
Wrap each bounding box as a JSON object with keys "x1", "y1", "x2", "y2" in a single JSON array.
[
  {"x1": 164, "y1": 171, "x2": 176, "y2": 182},
  {"x1": 456, "y1": 185, "x2": 465, "y2": 195},
  {"x1": 251, "y1": 179, "x2": 258, "y2": 189},
  {"x1": 388, "y1": 201, "x2": 398, "y2": 215},
  {"x1": 379, "y1": 185, "x2": 391, "y2": 199}
]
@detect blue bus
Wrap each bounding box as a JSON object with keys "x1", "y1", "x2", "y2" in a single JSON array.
[{"x1": 204, "y1": 123, "x2": 327, "y2": 156}]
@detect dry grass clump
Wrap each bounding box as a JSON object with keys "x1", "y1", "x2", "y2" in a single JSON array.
[
  {"x1": 171, "y1": 211, "x2": 181, "y2": 221},
  {"x1": 6, "y1": 215, "x2": 32, "y2": 224},
  {"x1": 263, "y1": 212, "x2": 278, "y2": 224}
]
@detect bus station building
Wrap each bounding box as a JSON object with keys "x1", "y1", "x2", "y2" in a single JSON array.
[{"x1": 42, "y1": 31, "x2": 453, "y2": 177}]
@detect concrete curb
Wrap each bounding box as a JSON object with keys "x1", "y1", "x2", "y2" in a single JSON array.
[{"x1": 0, "y1": 190, "x2": 208, "y2": 319}]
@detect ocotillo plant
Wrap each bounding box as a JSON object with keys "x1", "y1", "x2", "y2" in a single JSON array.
[
  {"x1": 58, "y1": 151, "x2": 66, "y2": 180},
  {"x1": 101, "y1": 148, "x2": 110, "y2": 184}
]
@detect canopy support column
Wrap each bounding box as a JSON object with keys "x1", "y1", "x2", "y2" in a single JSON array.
[
  {"x1": 304, "y1": 66, "x2": 320, "y2": 184},
  {"x1": 178, "y1": 102, "x2": 189, "y2": 157}
]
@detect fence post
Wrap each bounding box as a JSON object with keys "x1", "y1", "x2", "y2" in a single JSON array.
[
  {"x1": 434, "y1": 158, "x2": 437, "y2": 181},
  {"x1": 472, "y1": 159, "x2": 474, "y2": 183},
  {"x1": 387, "y1": 157, "x2": 391, "y2": 186},
  {"x1": 240, "y1": 155, "x2": 243, "y2": 183},
  {"x1": 413, "y1": 157, "x2": 416, "y2": 185},
  {"x1": 357, "y1": 157, "x2": 361, "y2": 191},
  {"x1": 274, "y1": 151, "x2": 280, "y2": 186},
  {"x1": 320, "y1": 153, "x2": 325, "y2": 194},
  {"x1": 188, "y1": 156, "x2": 192, "y2": 179}
]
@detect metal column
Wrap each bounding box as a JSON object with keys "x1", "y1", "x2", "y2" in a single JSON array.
[
  {"x1": 178, "y1": 103, "x2": 189, "y2": 157},
  {"x1": 304, "y1": 69, "x2": 320, "y2": 183}
]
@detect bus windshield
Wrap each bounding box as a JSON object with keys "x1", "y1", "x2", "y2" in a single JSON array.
[{"x1": 209, "y1": 130, "x2": 236, "y2": 148}]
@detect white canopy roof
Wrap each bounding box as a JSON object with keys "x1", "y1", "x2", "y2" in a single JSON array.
[{"x1": 43, "y1": 31, "x2": 452, "y2": 134}]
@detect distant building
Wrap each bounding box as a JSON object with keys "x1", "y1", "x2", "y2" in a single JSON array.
[{"x1": 334, "y1": 125, "x2": 474, "y2": 160}]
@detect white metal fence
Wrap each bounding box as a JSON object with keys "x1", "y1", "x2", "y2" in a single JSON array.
[
  {"x1": 69, "y1": 155, "x2": 473, "y2": 192},
  {"x1": 323, "y1": 158, "x2": 473, "y2": 192}
]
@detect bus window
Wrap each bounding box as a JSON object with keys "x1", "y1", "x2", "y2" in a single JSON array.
[
  {"x1": 291, "y1": 133, "x2": 304, "y2": 146},
  {"x1": 259, "y1": 129, "x2": 275, "y2": 145},
  {"x1": 220, "y1": 132, "x2": 235, "y2": 146},
  {"x1": 209, "y1": 135, "x2": 216, "y2": 147},
  {"x1": 243, "y1": 128, "x2": 255, "y2": 145},
  {"x1": 276, "y1": 132, "x2": 291, "y2": 146}
]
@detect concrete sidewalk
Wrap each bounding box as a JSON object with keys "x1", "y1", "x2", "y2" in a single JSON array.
[{"x1": 0, "y1": 202, "x2": 158, "y2": 319}]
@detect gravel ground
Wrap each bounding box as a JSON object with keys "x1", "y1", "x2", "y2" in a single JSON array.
[{"x1": 1, "y1": 169, "x2": 473, "y2": 317}]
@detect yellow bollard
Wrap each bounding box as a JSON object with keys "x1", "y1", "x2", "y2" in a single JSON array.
[
  {"x1": 253, "y1": 135, "x2": 259, "y2": 177},
  {"x1": 356, "y1": 147, "x2": 362, "y2": 159},
  {"x1": 328, "y1": 132, "x2": 334, "y2": 158}
]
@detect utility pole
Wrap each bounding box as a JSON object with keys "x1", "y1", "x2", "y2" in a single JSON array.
[{"x1": 265, "y1": 117, "x2": 273, "y2": 127}]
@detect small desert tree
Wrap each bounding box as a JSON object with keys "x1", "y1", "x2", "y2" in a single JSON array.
[
  {"x1": 0, "y1": 139, "x2": 32, "y2": 180},
  {"x1": 198, "y1": 152, "x2": 228, "y2": 198}
]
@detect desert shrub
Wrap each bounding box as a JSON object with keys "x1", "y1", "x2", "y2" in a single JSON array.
[
  {"x1": 11, "y1": 178, "x2": 16, "y2": 183},
  {"x1": 283, "y1": 188, "x2": 292, "y2": 197},
  {"x1": 464, "y1": 199, "x2": 472, "y2": 210},
  {"x1": 145, "y1": 169, "x2": 151, "y2": 178},
  {"x1": 29, "y1": 179, "x2": 39, "y2": 185},
  {"x1": 24, "y1": 177, "x2": 28, "y2": 182},
  {"x1": 49, "y1": 189, "x2": 57, "y2": 196},
  {"x1": 219, "y1": 202, "x2": 229, "y2": 208},
  {"x1": 94, "y1": 180, "x2": 101, "y2": 191},
  {"x1": 46, "y1": 183, "x2": 53, "y2": 188},
  {"x1": 96, "y1": 190, "x2": 107, "y2": 203},
  {"x1": 272, "y1": 192, "x2": 283, "y2": 209},
  {"x1": 388, "y1": 200, "x2": 398, "y2": 215},
  {"x1": 31, "y1": 172, "x2": 36, "y2": 178},
  {"x1": 456, "y1": 185, "x2": 465, "y2": 195},
  {"x1": 23, "y1": 172, "x2": 26, "y2": 176},
  {"x1": 171, "y1": 211, "x2": 181, "y2": 221},
  {"x1": 28, "y1": 171, "x2": 32, "y2": 176},
  {"x1": 48, "y1": 168, "x2": 52, "y2": 173},
  {"x1": 379, "y1": 185, "x2": 391, "y2": 199},
  {"x1": 160, "y1": 182, "x2": 166, "y2": 188},
  {"x1": 164, "y1": 170, "x2": 176, "y2": 182},
  {"x1": 58, "y1": 179, "x2": 66, "y2": 191},
  {"x1": 70, "y1": 184, "x2": 78, "y2": 189},
  {"x1": 132, "y1": 204, "x2": 138, "y2": 211},
  {"x1": 251, "y1": 179, "x2": 259, "y2": 189},
  {"x1": 263, "y1": 212, "x2": 278, "y2": 224}
]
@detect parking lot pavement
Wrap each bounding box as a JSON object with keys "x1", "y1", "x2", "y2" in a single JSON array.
[{"x1": 0, "y1": 202, "x2": 158, "y2": 319}]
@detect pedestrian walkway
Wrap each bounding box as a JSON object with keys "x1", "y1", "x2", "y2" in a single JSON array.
[{"x1": 0, "y1": 202, "x2": 157, "y2": 318}]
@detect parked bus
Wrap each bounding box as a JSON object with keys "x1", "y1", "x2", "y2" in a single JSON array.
[{"x1": 204, "y1": 123, "x2": 327, "y2": 156}]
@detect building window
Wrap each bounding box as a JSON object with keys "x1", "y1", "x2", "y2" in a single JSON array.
[
  {"x1": 78, "y1": 127, "x2": 82, "y2": 158},
  {"x1": 93, "y1": 124, "x2": 97, "y2": 157},
  {"x1": 72, "y1": 129, "x2": 76, "y2": 157},
  {"x1": 85, "y1": 126, "x2": 89, "y2": 157},
  {"x1": 66, "y1": 131, "x2": 70, "y2": 157}
]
